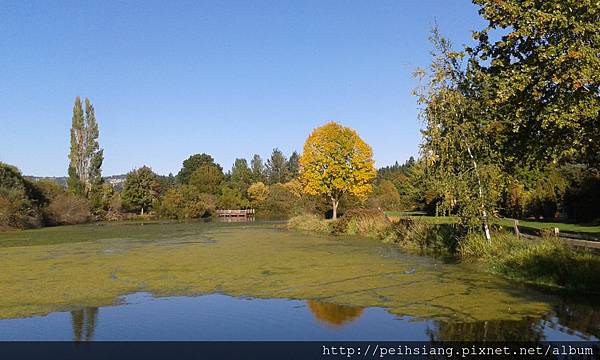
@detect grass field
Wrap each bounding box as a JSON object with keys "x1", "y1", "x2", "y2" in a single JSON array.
[{"x1": 385, "y1": 212, "x2": 600, "y2": 235}]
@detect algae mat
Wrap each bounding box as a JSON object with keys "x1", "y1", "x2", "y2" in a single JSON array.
[{"x1": 0, "y1": 222, "x2": 552, "y2": 321}]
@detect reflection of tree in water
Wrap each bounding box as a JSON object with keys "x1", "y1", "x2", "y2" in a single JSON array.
[
  {"x1": 71, "y1": 307, "x2": 99, "y2": 342},
  {"x1": 427, "y1": 296, "x2": 600, "y2": 341},
  {"x1": 307, "y1": 301, "x2": 364, "y2": 326},
  {"x1": 548, "y1": 297, "x2": 600, "y2": 340},
  {"x1": 427, "y1": 318, "x2": 545, "y2": 342}
]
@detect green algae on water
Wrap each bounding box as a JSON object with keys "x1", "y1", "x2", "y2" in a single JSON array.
[{"x1": 0, "y1": 222, "x2": 552, "y2": 322}]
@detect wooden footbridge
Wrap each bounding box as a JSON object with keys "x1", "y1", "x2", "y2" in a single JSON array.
[{"x1": 216, "y1": 209, "x2": 256, "y2": 218}]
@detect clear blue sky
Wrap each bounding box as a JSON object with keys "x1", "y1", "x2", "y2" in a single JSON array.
[{"x1": 0, "y1": 1, "x2": 485, "y2": 177}]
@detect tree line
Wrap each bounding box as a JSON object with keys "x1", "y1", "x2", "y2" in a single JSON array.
[
  {"x1": 2, "y1": 0, "x2": 597, "y2": 233},
  {"x1": 1, "y1": 98, "x2": 381, "y2": 228}
]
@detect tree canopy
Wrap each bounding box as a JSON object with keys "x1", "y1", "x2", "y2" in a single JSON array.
[
  {"x1": 188, "y1": 164, "x2": 224, "y2": 195},
  {"x1": 122, "y1": 166, "x2": 161, "y2": 214},
  {"x1": 468, "y1": 0, "x2": 600, "y2": 168},
  {"x1": 177, "y1": 153, "x2": 221, "y2": 184},
  {"x1": 299, "y1": 122, "x2": 376, "y2": 219}
]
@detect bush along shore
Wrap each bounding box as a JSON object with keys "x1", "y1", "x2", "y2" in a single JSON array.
[{"x1": 288, "y1": 209, "x2": 600, "y2": 295}]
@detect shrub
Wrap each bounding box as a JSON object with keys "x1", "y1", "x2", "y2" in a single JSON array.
[
  {"x1": 247, "y1": 182, "x2": 269, "y2": 204},
  {"x1": 217, "y1": 187, "x2": 249, "y2": 210},
  {"x1": 259, "y1": 184, "x2": 296, "y2": 219},
  {"x1": 0, "y1": 163, "x2": 44, "y2": 229},
  {"x1": 458, "y1": 231, "x2": 519, "y2": 260},
  {"x1": 389, "y1": 218, "x2": 463, "y2": 255},
  {"x1": 332, "y1": 208, "x2": 391, "y2": 239},
  {"x1": 31, "y1": 180, "x2": 63, "y2": 202},
  {"x1": 88, "y1": 183, "x2": 116, "y2": 218},
  {"x1": 0, "y1": 189, "x2": 42, "y2": 229},
  {"x1": 287, "y1": 214, "x2": 329, "y2": 233},
  {"x1": 44, "y1": 193, "x2": 90, "y2": 225},
  {"x1": 291, "y1": 194, "x2": 331, "y2": 218},
  {"x1": 159, "y1": 185, "x2": 215, "y2": 220},
  {"x1": 369, "y1": 180, "x2": 402, "y2": 211},
  {"x1": 494, "y1": 238, "x2": 600, "y2": 291},
  {"x1": 109, "y1": 192, "x2": 123, "y2": 213}
]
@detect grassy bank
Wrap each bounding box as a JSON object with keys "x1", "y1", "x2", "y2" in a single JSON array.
[
  {"x1": 459, "y1": 232, "x2": 600, "y2": 293},
  {"x1": 289, "y1": 211, "x2": 600, "y2": 294},
  {"x1": 385, "y1": 212, "x2": 600, "y2": 236}
]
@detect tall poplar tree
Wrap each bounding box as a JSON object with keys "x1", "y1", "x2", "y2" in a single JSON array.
[{"x1": 68, "y1": 97, "x2": 104, "y2": 196}]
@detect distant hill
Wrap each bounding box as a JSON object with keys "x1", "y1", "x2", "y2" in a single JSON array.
[
  {"x1": 104, "y1": 175, "x2": 126, "y2": 190},
  {"x1": 26, "y1": 176, "x2": 69, "y2": 187},
  {"x1": 27, "y1": 174, "x2": 127, "y2": 191}
]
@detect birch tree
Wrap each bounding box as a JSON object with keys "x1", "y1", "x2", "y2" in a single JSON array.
[{"x1": 414, "y1": 27, "x2": 500, "y2": 241}]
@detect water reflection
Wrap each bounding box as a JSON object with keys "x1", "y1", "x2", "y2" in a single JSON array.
[
  {"x1": 71, "y1": 307, "x2": 98, "y2": 342},
  {"x1": 1, "y1": 293, "x2": 600, "y2": 341},
  {"x1": 427, "y1": 296, "x2": 600, "y2": 341},
  {"x1": 307, "y1": 301, "x2": 364, "y2": 326},
  {"x1": 215, "y1": 216, "x2": 255, "y2": 223},
  {"x1": 427, "y1": 318, "x2": 545, "y2": 342},
  {"x1": 549, "y1": 297, "x2": 600, "y2": 340}
]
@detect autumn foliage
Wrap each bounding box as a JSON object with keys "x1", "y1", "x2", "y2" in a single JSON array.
[{"x1": 299, "y1": 122, "x2": 376, "y2": 219}]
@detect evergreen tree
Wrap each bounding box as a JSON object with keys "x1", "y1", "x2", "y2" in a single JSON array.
[
  {"x1": 68, "y1": 96, "x2": 103, "y2": 197},
  {"x1": 250, "y1": 154, "x2": 265, "y2": 182},
  {"x1": 230, "y1": 158, "x2": 253, "y2": 195},
  {"x1": 266, "y1": 148, "x2": 289, "y2": 184},
  {"x1": 158, "y1": 173, "x2": 177, "y2": 193},
  {"x1": 177, "y1": 153, "x2": 221, "y2": 184},
  {"x1": 188, "y1": 164, "x2": 224, "y2": 195},
  {"x1": 287, "y1": 151, "x2": 300, "y2": 178}
]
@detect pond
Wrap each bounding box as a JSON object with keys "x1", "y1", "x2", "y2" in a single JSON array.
[{"x1": 0, "y1": 222, "x2": 598, "y2": 341}]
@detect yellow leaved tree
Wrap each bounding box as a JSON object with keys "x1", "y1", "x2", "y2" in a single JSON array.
[{"x1": 299, "y1": 122, "x2": 376, "y2": 219}]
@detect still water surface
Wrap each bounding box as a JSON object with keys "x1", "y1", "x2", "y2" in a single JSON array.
[
  {"x1": 0, "y1": 222, "x2": 598, "y2": 341},
  {"x1": 0, "y1": 292, "x2": 597, "y2": 341}
]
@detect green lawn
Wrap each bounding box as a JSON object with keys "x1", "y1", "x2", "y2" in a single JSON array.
[
  {"x1": 495, "y1": 218, "x2": 600, "y2": 234},
  {"x1": 385, "y1": 212, "x2": 600, "y2": 235}
]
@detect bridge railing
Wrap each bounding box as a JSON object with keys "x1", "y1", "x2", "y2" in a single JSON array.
[{"x1": 216, "y1": 209, "x2": 256, "y2": 217}]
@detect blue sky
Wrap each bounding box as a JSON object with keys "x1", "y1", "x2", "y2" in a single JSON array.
[{"x1": 0, "y1": 1, "x2": 486, "y2": 176}]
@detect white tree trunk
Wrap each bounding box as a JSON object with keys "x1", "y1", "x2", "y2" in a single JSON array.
[{"x1": 466, "y1": 145, "x2": 491, "y2": 242}]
